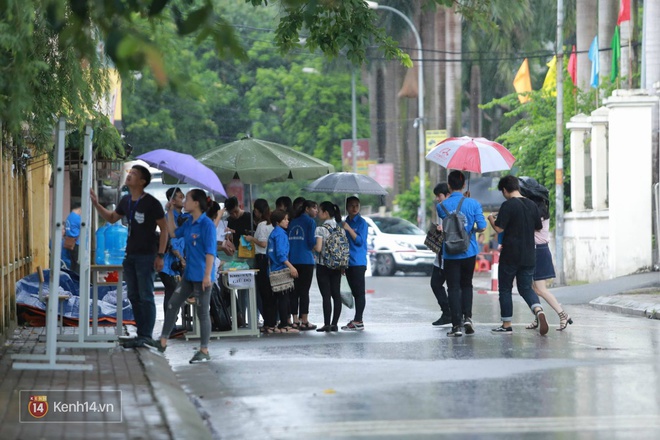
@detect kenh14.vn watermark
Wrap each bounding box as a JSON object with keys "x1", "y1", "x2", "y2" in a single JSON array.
[{"x1": 20, "y1": 390, "x2": 122, "y2": 423}]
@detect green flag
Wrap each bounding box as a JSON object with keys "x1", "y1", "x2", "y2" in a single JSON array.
[{"x1": 611, "y1": 25, "x2": 621, "y2": 82}]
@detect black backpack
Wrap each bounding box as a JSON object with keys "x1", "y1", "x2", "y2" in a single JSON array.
[{"x1": 440, "y1": 197, "x2": 471, "y2": 255}]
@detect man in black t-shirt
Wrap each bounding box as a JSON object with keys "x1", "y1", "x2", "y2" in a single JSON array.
[
  {"x1": 488, "y1": 175, "x2": 547, "y2": 335},
  {"x1": 224, "y1": 196, "x2": 252, "y2": 249},
  {"x1": 90, "y1": 165, "x2": 168, "y2": 346}
]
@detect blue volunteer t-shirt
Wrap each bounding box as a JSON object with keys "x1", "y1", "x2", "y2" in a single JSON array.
[
  {"x1": 287, "y1": 213, "x2": 317, "y2": 265},
  {"x1": 345, "y1": 213, "x2": 368, "y2": 267},
  {"x1": 175, "y1": 213, "x2": 217, "y2": 282},
  {"x1": 267, "y1": 226, "x2": 290, "y2": 273},
  {"x1": 437, "y1": 192, "x2": 487, "y2": 260}
]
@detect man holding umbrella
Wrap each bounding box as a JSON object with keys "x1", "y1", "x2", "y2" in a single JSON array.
[{"x1": 437, "y1": 171, "x2": 487, "y2": 337}]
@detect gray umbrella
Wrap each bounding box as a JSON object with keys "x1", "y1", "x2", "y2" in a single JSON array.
[{"x1": 304, "y1": 172, "x2": 388, "y2": 195}]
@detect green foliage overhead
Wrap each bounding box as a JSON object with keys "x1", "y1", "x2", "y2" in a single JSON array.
[{"x1": 0, "y1": 0, "x2": 120, "y2": 159}]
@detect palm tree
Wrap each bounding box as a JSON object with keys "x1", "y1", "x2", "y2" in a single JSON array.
[
  {"x1": 644, "y1": 0, "x2": 660, "y2": 89},
  {"x1": 577, "y1": 0, "x2": 598, "y2": 89}
]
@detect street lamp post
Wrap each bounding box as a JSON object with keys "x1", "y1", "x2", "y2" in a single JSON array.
[{"x1": 366, "y1": 1, "x2": 426, "y2": 229}]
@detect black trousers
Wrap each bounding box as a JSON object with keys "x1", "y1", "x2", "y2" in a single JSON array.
[
  {"x1": 256, "y1": 254, "x2": 277, "y2": 327},
  {"x1": 345, "y1": 265, "x2": 367, "y2": 322},
  {"x1": 443, "y1": 256, "x2": 476, "y2": 327},
  {"x1": 290, "y1": 264, "x2": 314, "y2": 318},
  {"x1": 430, "y1": 264, "x2": 449, "y2": 314},
  {"x1": 316, "y1": 264, "x2": 342, "y2": 326}
]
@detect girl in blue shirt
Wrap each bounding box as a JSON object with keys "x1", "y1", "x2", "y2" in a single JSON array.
[
  {"x1": 268, "y1": 209, "x2": 299, "y2": 333},
  {"x1": 342, "y1": 196, "x2": 368, "y2": 331},
  {"x1": 157, "y1": 189, "x2": 217, "y2": 363},
  {"x1": 288, "y1": 200, "x2": 318, "y2": 330}
]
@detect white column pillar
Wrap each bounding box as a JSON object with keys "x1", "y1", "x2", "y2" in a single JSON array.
[
  {"x1": 589, "y1": 107, "x2": 609, "y2": 211},
  {"x1": 566, "y1": 114, "x2": 591, "y2": 212},
  {"x1": 604, "y1": 90, "x2": 658, "y2": 277}
]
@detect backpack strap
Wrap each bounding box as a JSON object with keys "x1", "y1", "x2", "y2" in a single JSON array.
[{"x1": 441, "y1": 196, "x2": 466, "y2": 217}]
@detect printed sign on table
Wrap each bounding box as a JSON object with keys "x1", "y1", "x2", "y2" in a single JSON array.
[{"x1": 227, "y1": 271, "x2": 255, "y2": 288}]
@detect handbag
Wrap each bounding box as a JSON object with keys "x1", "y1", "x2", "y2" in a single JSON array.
[
  {"x1": 424, "y1": 223, "x2": 443, "y2": 254},
  {"x1": 269, "y1": 268, "x2": 294, "y2": 293},
  {"x1": 237, "y1": 236, "x2": 255, "y2": 259},
  {"x1": 63, "y1": 236, "x2": 77, "y2": 251}
]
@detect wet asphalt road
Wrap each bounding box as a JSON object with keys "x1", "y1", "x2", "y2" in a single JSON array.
[{"x1": 156, "y1": 273, "x2": 660, "y2": 439}]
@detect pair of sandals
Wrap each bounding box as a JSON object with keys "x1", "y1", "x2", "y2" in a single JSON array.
[{"x1": 292, "y1": 321, "x2": 317, "y2": 331}]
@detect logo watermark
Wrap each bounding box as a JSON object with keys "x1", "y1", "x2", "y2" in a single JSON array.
[{"x1": 20, "y1": 390, "x2": 122, "y2": 423}]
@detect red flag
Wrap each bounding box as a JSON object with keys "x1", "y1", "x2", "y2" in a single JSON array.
[
  {"x1": 617, "y1": 0, "x2": 630, "y2": 25},
  {"x1": 567, "y1": 45, "x2": 577, "y2": 86}
]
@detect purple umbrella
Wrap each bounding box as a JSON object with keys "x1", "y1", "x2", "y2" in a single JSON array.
[{"x1": 137, "y1": 149, "x2": 227, "y2": 198}]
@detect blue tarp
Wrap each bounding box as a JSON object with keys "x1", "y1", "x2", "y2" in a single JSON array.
[{"x1": 16, "y1": 268, "x2": 134, "y2": 324}]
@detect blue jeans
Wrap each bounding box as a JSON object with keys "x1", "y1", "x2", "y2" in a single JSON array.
[
  {"x1": 123, "y1": 254, "x2": 156, "y2": 339},
  {"x1": 498, "y1": 263, "x2": 542, "y2": 322}
]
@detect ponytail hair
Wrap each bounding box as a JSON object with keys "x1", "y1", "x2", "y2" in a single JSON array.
[
  {"x1": 295, "y1": 199, "x2": 317, "y2": 218},
  {"x1": 319, "y1": 201, "x2": 341, "y2": 223},
  {"x1": 207, "y1": 200, "x2": 221, "y2": 219}
]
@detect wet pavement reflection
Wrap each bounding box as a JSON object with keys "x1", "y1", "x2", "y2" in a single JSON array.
[{"x1": 159, "y1": 274, "x2": 660, "y2": 439}]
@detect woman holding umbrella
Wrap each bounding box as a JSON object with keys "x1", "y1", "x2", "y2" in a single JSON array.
[
  {"x1": 342, "y1": 196, "x2": 368, "y2": 331},
  {"x1": 156, "y1": 189, "x2": 217, "y2": 363}
]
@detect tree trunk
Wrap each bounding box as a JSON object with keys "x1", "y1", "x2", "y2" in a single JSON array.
[
  {"x1": 577, "y1": 0, "x2": 598, "y2": 89},
  {"x1": 598, "y1": 0, "x2": 619, "y2": 82},
  {"x1": 644, "y1": 0, "x2": 660, "y2": 89},
  {"x1": 445, "y1": 6, "x2": 462, "y2": 137},
  {"x1": 430, "y1": 7, "x2": 446, "y2": 185},
  {"x1": 469, "y1": 64, "x2": 482, "y2": 137}
]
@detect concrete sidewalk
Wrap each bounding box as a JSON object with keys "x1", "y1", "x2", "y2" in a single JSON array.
[
  {"x1": 0, "y1": 327, "x2": 211, "y2": 440},
  {"x1": 1, "y1": 271, "x2": 658, "y2": 440}
]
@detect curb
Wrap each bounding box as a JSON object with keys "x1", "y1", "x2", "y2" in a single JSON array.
[
  {"x1": 589, "y1": 295, "x2": 660, "y2": 320},
  {"x1": 137, "y1": 348, "x2": 213, "y2": 440}
]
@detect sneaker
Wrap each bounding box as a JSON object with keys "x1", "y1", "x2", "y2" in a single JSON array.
[
  {"x1": 536, "y1": 311, "x2": 549, "y2": 336},
  {"x1": 189, "y1": 350, "x2": 210, "y2": 363},
  {"x1": 447, "y1": 326, "x2": 463, "y2": 337},
  {"x1": 143, "y1": 338, "x2": 167, "y2": 353},
  {"x1": 491, "y1": 325, "x2": 513, "y2": 334},
  {"x1": 463, "y1": 317, "x2": 475, "y2": 335},
  {"x1": 341, "y1": 321, "x2": 364, "y2": 331},
  {"x1": 432, "y1": 314, "x2": 452, "y2": 326}
]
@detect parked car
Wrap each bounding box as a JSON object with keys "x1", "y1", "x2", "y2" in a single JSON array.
[{"x1": 364, "y1": 216, "x2": 435, "y2": 276}]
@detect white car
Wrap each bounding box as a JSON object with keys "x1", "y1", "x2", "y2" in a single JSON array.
[{"x1": 364, "y1": 216, "x2": 436, "y2": 276}]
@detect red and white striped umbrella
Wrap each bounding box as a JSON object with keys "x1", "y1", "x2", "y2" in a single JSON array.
[{"x1": 425, "y1": 136, "x2": 516, "y2": 174}]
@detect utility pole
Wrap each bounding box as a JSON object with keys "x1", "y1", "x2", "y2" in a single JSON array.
[{"x1": 555, "y1": 0, "x2": 565, "y2": 285}]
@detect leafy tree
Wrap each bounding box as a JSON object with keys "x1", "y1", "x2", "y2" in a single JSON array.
[
  {"x1": 393, "y1": 176, "x2": 433, "y2": 224},
  {"x1": 0, "y1": 0, "x2": 120, "y2": 157},
  {"x1": 481, "y1": 62, "x2": 617, "y2": 226}
]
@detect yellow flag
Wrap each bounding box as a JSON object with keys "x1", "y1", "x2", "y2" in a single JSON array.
[
  {"x1": 542, "y1": 56, "x2": 557, "y2": 96},
  {"x1": 513, "y1": 58, "x2": 532, "y2": 104}
]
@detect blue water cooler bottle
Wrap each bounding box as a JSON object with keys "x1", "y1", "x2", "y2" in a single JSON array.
[
  {"x1": 95, "y1": 223, "x2": 108, "y2": 265},
  {"x1": 105, "y1": 222, "x2": 128, "y2": 265}
]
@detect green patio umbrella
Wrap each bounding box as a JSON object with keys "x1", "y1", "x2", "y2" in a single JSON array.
[{"x1": 196, "y1": 137, "x2": 335, "y2": 184}]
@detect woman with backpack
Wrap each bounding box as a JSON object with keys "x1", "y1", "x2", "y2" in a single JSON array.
[{"x1": 313, "y1": 202, "x2": 346, "y2": 332}]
